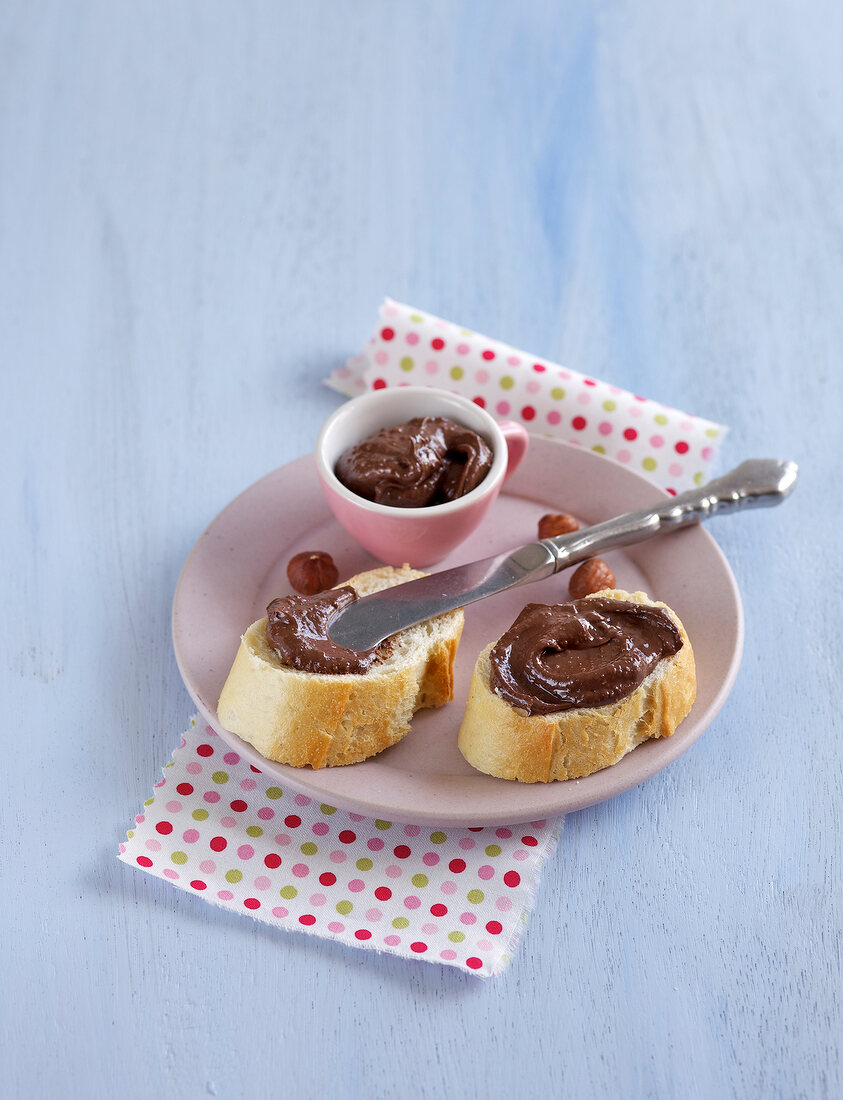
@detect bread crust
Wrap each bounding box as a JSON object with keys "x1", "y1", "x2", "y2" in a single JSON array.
[
  {"x1": 217, "y1": 566, "x2": 464, "y2": 768},
  {"x1": 457, "y1": 589, "x2": 696, "y2": 783}
]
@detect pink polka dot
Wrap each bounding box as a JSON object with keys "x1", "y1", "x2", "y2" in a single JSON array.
[
  {"x1": 274, "y1": 833, "x2": 292, "y2": 846},
  {"x1": 669, "y1": 462, "x2": 683, "y2": 477},
  {"x1": 254, "y1": 876, "x2": 272, "y2": 890},
  {"x1": 309, "y1": 893, "x2": 327, "y2": 906},
  {"x1": 404, "y1": 824, "x2": 421, "y2": 837},
  {"x1": 478, "y1": 865, "x2": 495, "y2": 880},
  {"x1": 421, "y1": 923, "x2": 438, "y2": 935},
  {"x1": 456, "y1": 343, "x2": 471, "y2": 355},
  {"x1": 203, "y1": 791, "x2": 220, "y2": 804},
  {"x1": 476, "y1": 938, "x2": 493, "y2": 952},
  {"x1": 257, "y1": 807, "x2": 275, "y2": 821},
  {"x1": 425, "y1": 360, "x2": 439, "y2": 375},
  {"x1": 182, "y1": 829, "x2": 200, "y2": 844},
  {"x1": 223, "y1": 752, "x2": 240, "y2": 765},
  {"x1": 576, "y1": 391, "x2": 591, "y2": 405},
  {"x1": 163, "y1": 869, "x2": 179, "y2": 880},
  {"x1": 526, "y1": 379, "x2": 541, "y2": 395},
  {"x1": 441, "y1": 881, "x2": 457, "y2": 895},
  {"x1": 367, "y1": 838, "x2": 384, "y2": 851},
  {"x1": 384, "y1": 305, "x2": 398, "y2": 317},
  {"x1": 507, "y1": 356, "x2": 521, "y2": 367},
  {"x1": 629, "y1": 404, "x2": 643, "y2": 418},
  {"x1": 217, "y1": 889, "x2": 233, "y2": 901},
  {"x1": 329, "y1": 850, "x2": 347, "y2": 864},
  {"x1": 374, "y1": 350, "x2": 389, "y2": 365},
  {"x1": 237, "y1": 844, "x2": 255, "y2": 860},
  {"x1": 495, "y1": 401, "x2": 510, "y2": 416},
  {"x1": 616, "y1": 449, "x2": 632, "y2": 463},
  {"x1": 513, "y1": 849, "x2": 529, "y2": 861},
  {"x1": 385, "y1": 865, "x2": 402, "y2": 878},
  {"x1": 273, "y1": 907, "x2": 289, "y2": 919},
  {"x1": 702, "y1": 446, "x2": 713, "y2": 460},
  {"x1": 496, "y1": 828, "x2": 512, "y2": 838},
  {"x1": 598, "y1": 421, "x2": 613, "y2": 436},
  {"x1": 475, "y1": 368, "x2": 490, "y2": 384},
  {"x1": 460, "y1": 912, "x2": 477, "y2": 925},
  {"x1": 292, "y1": 863, "x2": 309, "y2": 877},
  {"x1": 365, "y1": 908, "x2": 383, "y2": 921},
  {"x1": 405, "y1": 332, "x2": 419, "y2": 345},
  {"x1": 220, "y1": 816, "x2": 236, "y2": 828},
  {"x1": 547, "y1": 410, "x2": 561, "y2": 426},
  {"x1": 404, "y1": 896, "x2": 421, "y2": 910},
  {"x1": 145, "y1": 838, "x2": 161, "y2": 852},
  {"x1": 680, "y1": 419, "x2": 694, "y2": 431},
  {"x1": 422, "y1": 852, "x2": 440, "y2": 866},
  {"x1": 384, "y1": 934, "x2": 401, "y2": 946},
  {"x1": 240, "y1": 778, "x2": 257, "y2": 791},
  {"x1": 650, "y1": 434, "x2": 665, "y2": 447},
  {"x1": 440, "y1": 949, "x2": 457, "y2": 961},
  {"x1": 348, "y1": 879, "x2": 365, "y2": 892},
  {"x1": 199, "y1": 860, "x2": 216, "y2": 874},
  {"x1": 295, "y1": 794, "x2": 312, "y2": 807},
  {"x1": 185, "y1": 762, "x2": 202, "y2": 775},
  {"x1": 327, "y1": 921, "x2": 344, "y2": 933},
  {"x1": 312, "y1": 822, "x2": 329, "y2": 836},
  {"x1": 459, "y1": 838, "x2": 476, "y2": 850},
  {"x1": 165, "y1": 801, "x2": 182, "y2": 814}
]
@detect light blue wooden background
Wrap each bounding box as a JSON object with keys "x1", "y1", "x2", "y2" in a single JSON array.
[{"x1": 2, "y1": 2, "x2": 840, "y2": 1097}]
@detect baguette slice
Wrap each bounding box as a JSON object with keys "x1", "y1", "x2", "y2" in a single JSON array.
[
  {"x1": 457, "y1": 589, "x2": 696, "y2": 783},
  {"x1": 217, "y1": 565, "x2": 464, "y2": 769}
]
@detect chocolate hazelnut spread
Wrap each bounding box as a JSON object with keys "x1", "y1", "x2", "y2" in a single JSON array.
[
  {"x1": 489, "y1": 597, "x2": 683, "y2": 716},
  {"x1": 266, "y1": 587, "x2": 388, "y2": 675},
  {"x1": 335, "y1": 416, "x2": 493, "y2": 507}
]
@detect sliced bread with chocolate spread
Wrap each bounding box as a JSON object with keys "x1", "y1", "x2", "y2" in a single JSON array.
[
  {"x1": 217, "y1": 565, "x2": 464, "y2": 769},
  {"x1": 457, "y1": 589, "x2": 696, "y2": 783}
]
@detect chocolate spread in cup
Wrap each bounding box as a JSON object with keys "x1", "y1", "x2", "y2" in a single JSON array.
[
  {"x1": 335, "y1": 416, "x2": 493, "y2": 507},
  {"x1": 266, "y1": 587, "x2": 389, "y2": 675},
  {"x1": 489, "y1": 597, "x2": 683, "y2": 716}
]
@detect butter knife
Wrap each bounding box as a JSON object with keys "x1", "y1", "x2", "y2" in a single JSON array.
[{"x1": 327, "y1": 458, "x2": 798, "y2": 651}]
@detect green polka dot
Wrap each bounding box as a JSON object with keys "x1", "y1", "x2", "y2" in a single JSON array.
[
  {"x1": 642, "y1": 457, "x2": 658, "y2": 472},
  {"x1": 356, "y1": 857, "x2": 373, "y2": 871},
  {"x1": 705, "y1": 427, "x2": 719, "y2": 438},
  {"x1": 467, "y1": 889, "x2": 485, "y2": 904},
  {"x1": 265, "y1": 786, "x2": 283, "y2": 799},
  {"x1": 192, "y1": 808, "x2": 209, "y2": 821},
  {"x1": 225, "y1": 868, "x2": 242, "y2": 882},
  {"x1": 592, "y1": 445, "x2": 606, "y2": 455},
  {"x1": 211, "y1": 771, "x2": 229, "y2": 784},
  {"x1": 374, "y1": 819, "x2": 392, "y2": 830},
  {"x1": 171, "y1": 851, "x2": 188, "y2": 865},
  {"x1": 400, "y1": 356, "x2": 414, "y2": 372},
  {"x1": 125, "y1": 829, "x2": 134, "y2": 839},
  {"x1": 448, "y1": 930, "x2": 466, "y2": 943},
  {"x1": 484, "y1": 844, "x2": 502, "y2": 857},
  {"x1": 602, "y1": 399, "x2": 617, "y2": 412},
  {"x1": 280, "y1": 885, "x2": 297, "y2": 899},
  {"x1": 411, "y1": 874, "x2": 429, "y2": 888},
  {"x1": 164, "y1": 761, "x2": 173, "y2": 768},
  {"x1": 246, "y1": 825, "x2": 263, "y2": 837},
  {"x1": 654, "y1": 413, "x2": 669, "y2": 426},
  {"x1": 550, "y1": 386, "x2": 565, "y2": 400},
  {"x1": 409, "y1": 313, "x2": 424, "y2": 323},
  {"x1": 429, "y1": 831, "x2": 447, "y2": 844},
  {"x1": 450, "y1": 365, "x2": 464, "y2": 381},
  {"x1": 320, "y1": 803, "x2": 337, "y2": 815},
  {"x1": 694, "y1": 471, "x2": 704, "y2": 485},
  {"x1": 499, "y1": 375, "x2": 514, "y2": 390},
  {"x1": 143, "y1": 797, "x2": 155, "y2": 806},
  {"x1": 459, "y1": 328, "x2": 474, "y2": 336},
  {"x1": 392, "y1": 916, "x2": 409, "y2": 929},
  {"x1": 336, "y1": 900, "x2": 353, "y2": 915},
  {"x1": 301, "y1": 842, "x2": 318, "y2": 855}
]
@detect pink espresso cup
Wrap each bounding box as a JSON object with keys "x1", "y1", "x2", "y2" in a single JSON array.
[{"x1": 315, "y1": 387, "x2": 530, "y2": 567}]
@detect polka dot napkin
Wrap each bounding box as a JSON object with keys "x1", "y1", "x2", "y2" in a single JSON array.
[
  {"x1": 119, "y1": 720, "x2": 561, "y2": 978},
  {"x1": 328, "y1": 298, "x2": 728, "y2": 494}
]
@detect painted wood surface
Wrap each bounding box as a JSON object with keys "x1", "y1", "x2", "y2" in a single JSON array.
[{"x1": 2, "y1": 2, "x2": 840, "y2": 1097}]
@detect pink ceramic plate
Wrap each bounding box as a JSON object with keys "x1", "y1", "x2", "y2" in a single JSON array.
[{"x1": 172, "y1": 438, "x2": 743, "y2": 826}]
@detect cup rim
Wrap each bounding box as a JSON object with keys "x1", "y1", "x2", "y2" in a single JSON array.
[{"x1": 315, "y1": 386, "x2": 508, "y2": 517}]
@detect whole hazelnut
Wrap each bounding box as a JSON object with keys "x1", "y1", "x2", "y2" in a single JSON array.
[
  {"x1": 538, "y1": 512, "x2": 580, "y2": 539},
  {"x1": 568, "y1": 558, "x2": 616, "y2": 600},
  {"x1": 287, "y1": 551, "x2": 339, "y2": 595}
]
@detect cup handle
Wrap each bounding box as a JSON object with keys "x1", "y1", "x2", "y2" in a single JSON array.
[{"x1": 498, "y1": 421, "x2": 530, "y2": 480}]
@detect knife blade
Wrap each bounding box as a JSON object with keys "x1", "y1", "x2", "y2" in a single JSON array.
[{"x1": 327, "y1": 457, "x2": 798, "y2": 651}]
